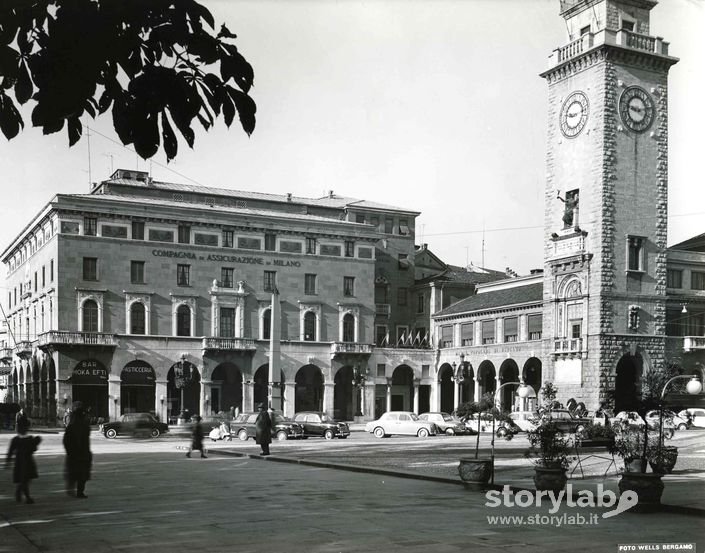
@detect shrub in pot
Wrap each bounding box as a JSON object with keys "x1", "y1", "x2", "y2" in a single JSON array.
[
  {"x1": 456, "y1": 393, "x2": 496, "y2": 484},
  {"x1": 525, "y1": 420, "x2": 574, "y2": 493}
]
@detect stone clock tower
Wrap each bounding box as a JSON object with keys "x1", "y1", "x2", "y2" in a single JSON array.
[{"x1": 541, "y1": 0, "x2": 678, "y2": 411}]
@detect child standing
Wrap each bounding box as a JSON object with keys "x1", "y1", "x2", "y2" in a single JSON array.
[{"x1": 5, "y1": 420, "x2": 41, "y2": 504}]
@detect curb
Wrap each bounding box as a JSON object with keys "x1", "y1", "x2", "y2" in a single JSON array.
[{"x1": 202, "y1": 447, "x2": 705, "y2": 518}]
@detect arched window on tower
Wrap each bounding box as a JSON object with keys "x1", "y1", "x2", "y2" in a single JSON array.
[
  {"x1": 82, "y1": 300, "x2": 99, "y2": 333},
  {"x1": 130, "y1": 303, "x2": 146, "y2": 335}
]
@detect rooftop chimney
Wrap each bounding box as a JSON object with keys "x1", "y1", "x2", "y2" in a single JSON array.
[
  {"x1": 286, "y1": 193, "x2": 292, "y2": 202},
  {"x1": 328, "y1": 190, "x2": 334, "y2": 198}
]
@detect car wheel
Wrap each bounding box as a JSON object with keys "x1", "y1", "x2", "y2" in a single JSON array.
[
  {"x1": 276, "y1": 430, "x2": 288, "y2": 441},
  {"x1": 664, "y1": 428, "x2": 674, "y2": 440},
  {"x1": 324, "y1": 429, "x2": 335, "y2": 440},
  {"x1": 575, "y1": 425, "x2": 586, "y2": 438},
  {"x1": 445, "y1": 428, "x2": 455, "y2": 436},
  {"x1": 105, "y1": 428, "x2": 117, "y2": 439},
  {"x1": 417, "y1": 428, "x2": 429, "y2": 438},
  {"x1": 496, "y1": 427, "x2": 508, "y2": 438},
  {"x1": 678, "y1": 423, "x2": 687, "y2": 431},
  {"x1": 373, "y1": 427, "x2": 386, "y2": 438},
  {"x1": 238, "y1": 429, "x2": 249, "y2": 441},
  {"x1": 150, "y1": 428, "x2": 160, "y2": 438}
]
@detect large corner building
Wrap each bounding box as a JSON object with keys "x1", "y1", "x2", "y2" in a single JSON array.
[{"x1": 1, "y1": 0, "x2": 704, "y2": 424}]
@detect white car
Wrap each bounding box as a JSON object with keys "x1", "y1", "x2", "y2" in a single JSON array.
[
  {"x1": 365, "y1": 411, "x2": 437, "y2": 438},
  {"x1": 509, "y1": 411, "x2": 538, "y2": 432},
  {"x1": 645, "y1": 410, "x2": 690, "y2": 431},
  {"x1": 678, "y1": 408, "x2": 705, "y2": 428}
]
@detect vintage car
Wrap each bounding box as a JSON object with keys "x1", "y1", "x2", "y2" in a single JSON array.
[
  {"x1": 678, "y1": 408, "x2": 705, "y2": 428},
  {"x1": 536, "y1": 408, "x2": 592, "y2": 434},
  {"x1": 292, "y1": 411, "x2": 350, "y2": 439},
  {"x1": 418, "y1": 412, "x2": 472, "y2": 435},
  {"x1": 645, "y1": 409, "x2": 690, "y2": 431},
  {"x1": 609, "y1": 411, "x2": 675, "y2": 439},
  {"x1": 100, "y1": 413, "x2": 169, "y2": 439},
  {"x1": 232, "y1": 411, "x2": 304, "y2": 441},
  {"x1": 364, "y1": 411, "x2": 437, "y2": 438}
]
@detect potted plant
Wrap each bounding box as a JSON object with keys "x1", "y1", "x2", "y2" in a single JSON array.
[
  {"x1": 525, "y1": 420, "x2": 574, "y2": 492},
  {"x1": 455, "y1": 392, "x2": 495, "y2": 484},
  {"x1": 576, "y1": 422, "x2": 616, "y2": 449},
  {"x1": 612, "y1": 364, "x2": 683, "y2": 509}
]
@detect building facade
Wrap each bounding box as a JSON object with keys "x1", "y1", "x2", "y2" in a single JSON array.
[{"x1": 2, "y1": 0, "x2": 703, "y2": 424}]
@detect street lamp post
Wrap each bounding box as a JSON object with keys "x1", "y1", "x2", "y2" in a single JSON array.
[
  {"x1": 658, "y1": 375, "x2": 702, "y2": 447},
  {"x1": 490, "y1": 379, "x2": 536, "y2": 484},
  {"x1": 352, "y1": 365, "x2": 369, "y2": 418}
]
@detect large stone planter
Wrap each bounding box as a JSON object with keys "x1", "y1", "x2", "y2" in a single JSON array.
[
  {"x1": 533, "y1": 466, "x2": 568, "y2": 493},
  {"x1": 649, "y1": 446, "x2": 678, "y2": 474},
  {"x1": 618, "y1": 472, "x2": 664, "y2": 511},
  {"x1": 458, "y1": 458, "x2": 493, "y2": 484}
]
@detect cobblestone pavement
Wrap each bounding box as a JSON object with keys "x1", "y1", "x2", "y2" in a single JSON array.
[{"x1": 0, "y1": 449, "x2": 702, "y2": 553}]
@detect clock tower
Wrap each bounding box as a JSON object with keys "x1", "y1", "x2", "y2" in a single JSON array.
[{"x1": 541, "y1": 0, "x2": 678, "y2": 411}]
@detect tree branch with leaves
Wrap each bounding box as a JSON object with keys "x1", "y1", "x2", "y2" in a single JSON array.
[{"x1": 0, "y1": 0, "x2": 256, "y2": 161}]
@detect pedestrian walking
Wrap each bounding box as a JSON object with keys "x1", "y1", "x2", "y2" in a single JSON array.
[
  {"x1": 5, "y1": 419, "x2": 41, "y2": 504},
  {"x1": 255, "y1": 403, "x2": 272, "y2": 456},
  {"x1": 63, "y1": 403, "x2": 92, "y2": 498},
  {"x1": 186, "y1": 415, "x2": 207, "y2": 458},
  {"x1": 15, "y1": 407, "x2": 28, "y2": 431}
]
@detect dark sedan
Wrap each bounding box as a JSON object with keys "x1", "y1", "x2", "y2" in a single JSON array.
[
  {"x1": 293, "y1": 411, "x2": 350, "y2": 439},
  {"x1": 232, "y1": 411, "x2": 304, "y2": 441},
  {"x1": 100, "y1": 413, "x2": 169, "y2": 439}
]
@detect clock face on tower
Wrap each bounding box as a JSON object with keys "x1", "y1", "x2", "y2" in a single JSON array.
[
  {"x1": 559, "y1": 91, "x2": 589, "y2": 138},
  {"x1": 619, "y1": 86, "x2": 654, "y2": 133}
]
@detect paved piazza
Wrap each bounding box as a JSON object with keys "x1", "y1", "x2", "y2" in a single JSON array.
[{"x1": 1, "y1": 431, "x2": 703, "y2": 553}]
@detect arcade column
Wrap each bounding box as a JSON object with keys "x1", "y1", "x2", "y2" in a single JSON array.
[
  {"x1": 108, "y1": 375, "x2": 120, "y2": 421},
  {"x1": 283, "y1": 381, "x2": 295, "y2": 418},
  {"x1": 323, "y1": 382, "x2": 335, "y2": 414},
  {"x1": 155, "y1": 380, "x2": 168, "y2": 423}
]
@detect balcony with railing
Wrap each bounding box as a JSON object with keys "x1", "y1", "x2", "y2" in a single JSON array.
[
  {"x1": 683, "y1": 336, "x2": 705, "y2": 352},
  {"x1": 375, "y1": 304, "x2": 390, "y2": 317},
  {"x1": 330, "y1": 342, "x2": 374, "y2": 356},
  {"x1": 37, "y1": 331, "x2": 118, "y2": 347},
  {"x1": 0, "y1": 346, "x2": 13, "y2": 362},
  {"x1": 547, "y1": 29, "x2": 671, "y2": 70},
  {"x1": 14, "y1": 340, "x2": 34, "y2": 357},
  {"x1": 553, "y1": 338, "x2": 583, "y2": 355},
  {"x1": 202, "y1": 337, "x2": 257, "y2": 352}
]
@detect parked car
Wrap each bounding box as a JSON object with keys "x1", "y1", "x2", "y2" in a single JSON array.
[
  {"x1": 365, "y1": 411, "x2": 437, "y2": 438},
  {"x1": 418, "y1": 412, "x2": 471, "y2": 435},
  {"x1": 678, "y1": 408, "x2": 705, "y2": 428},
  {"x1": 232, "y1": 411, "x2": 304, "y2": 441},
  {"x1": 464, "y1": 413, "x2": 496, "y2": 433},
  {"x1": 100, "y1": 413, "x2": 169, "y2": 439},
  {"x1": 537, "y1": 408, "x2": 592, "y2": 434},
  {"x1": 495, "y1": 417, "x2": 523, "y2": 438},
  {"x1": 645, "y1": 409, "x2": 690, "y2": 431},
  {"x1": 610, "y1": 411, "x2": 675, "y2": 438},
  {"x1": 293, "y1": 411, "x2": 350, "y2": 439},
  {"x1": 509, "y1": 411, "x2": 538, "y2": 432}
]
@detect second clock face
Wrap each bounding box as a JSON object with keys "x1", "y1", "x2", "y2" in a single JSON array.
[
  {"x1": 560, "y1": 91, "x2": 589, "y2": 138},
  {"x1": 619, "y1": 86, "x2": 654, "y2": 133}
]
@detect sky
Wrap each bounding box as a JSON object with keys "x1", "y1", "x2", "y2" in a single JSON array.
[{"x1": 1, "y1": 0, "x2": 704, "y2": 275}]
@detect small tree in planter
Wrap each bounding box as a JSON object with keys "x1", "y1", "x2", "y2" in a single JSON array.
[
  {"x1": 456, "y1": 392, "x2": 495, "y2": 484},
  {"x1": 614, "y1": 364, "x2": 682, "y2": 509}
]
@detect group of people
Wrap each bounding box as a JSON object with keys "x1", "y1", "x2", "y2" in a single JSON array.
[
  {"x1": 186, "y1": 402, "x2": 273, "y2": 458},
  {"x1": 5, "y1": 402, "x2": 93, "y2": 503}
]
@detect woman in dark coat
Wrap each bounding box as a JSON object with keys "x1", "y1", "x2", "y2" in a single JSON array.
[
  {"x1": 63, "y1": 405, "x2": 92, "y2": 498},
  {"x1": 255, "y1": 403, "x2": 272, "y2": 456},
  {"x1": 186, "y1": 415, "x2": 207, "y2": 458},
  {"x1": 5, "y1": 420, "x2": 41, "y2": 503}
]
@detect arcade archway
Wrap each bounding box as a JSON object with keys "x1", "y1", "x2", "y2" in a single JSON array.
[
  {"x1": 476, "y1": 360, "x2": 496, "y2": 399},
  {"x1": 120, "y1": 360, "x2": 156, "y2": 414},
  {"x1": 498, "y1": 359, "x2": 520, "y2": 411},
  {"x1": 70, "y1": 359, "x2": 109, "y2": 421},
  {"x1": 211, "y1": 362, "x2": 243, "y2": 415},
  {"x1": 615, "y1": 353, "x2": 643, "y2": 413},
  {"x1": 438, "y1": 363, "x2": 454, "y2": 413},
  {"x1": 295, "y1": 365, "x2": 324, "y2": 412},
  {"x1": 333, "y1": 366, "x2": 354, "y2": 420},
  {"x1": 166, "y1": 361, "x2": 200, "y2": 419},
  {"x1": 391, "y1": 365, "x2": 414, "y2": 411}
]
